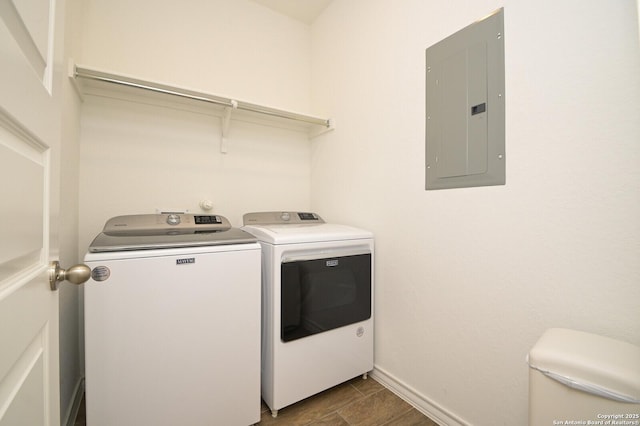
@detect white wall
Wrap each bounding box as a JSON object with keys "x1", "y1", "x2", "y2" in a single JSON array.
[
  {"x1": 78, "y1": 0, "x2": 311, "y2": 112},
  {"x1": 311, "y1": 1, "x2": 640, "y2": 425},
  {"x1": 76, "y1": 0, "x2": 316, "y2": 252}
]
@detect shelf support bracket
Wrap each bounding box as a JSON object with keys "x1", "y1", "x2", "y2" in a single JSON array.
[
  {"x1": 309, "y1": 118, "x2": 335, "y2": 139},
  {"x1": 220, "y1": 100, "x2": 238, "y2": 154}
]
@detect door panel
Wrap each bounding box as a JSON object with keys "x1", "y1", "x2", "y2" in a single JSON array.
[
  {"x1": 0, "y1": 122, "x2": 46, "y2": 281},
  {"x1": 0, "y1": 280, "x2": 55, "y2": 426},
  {"x1": 0, "y1": 0, "x2": 53, "y2": 88}
]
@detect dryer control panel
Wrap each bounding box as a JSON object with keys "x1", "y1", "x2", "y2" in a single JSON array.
[{"x1": 243, "y1": 211, "x2": 325, "y2": 225}]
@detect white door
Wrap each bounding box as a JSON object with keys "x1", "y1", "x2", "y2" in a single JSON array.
[{"x1": 0, "y1": 0, "x2": 66, "y2": 425}]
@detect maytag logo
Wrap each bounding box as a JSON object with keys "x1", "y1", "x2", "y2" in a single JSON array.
[
  {"x1": 176, "y1": 258, "x2": 195, "y2": 265},
  {"x1": 326, "y1": 259, "x2": 339, "y2": 267}
]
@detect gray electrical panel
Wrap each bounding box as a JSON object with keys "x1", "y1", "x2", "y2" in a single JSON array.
[{"x1": 426, "y1": 8, "x2": 505, "y2": 190}]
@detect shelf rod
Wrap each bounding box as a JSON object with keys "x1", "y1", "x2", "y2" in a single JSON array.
[
  {"x1": 74, "y1": 65, "x2": 331, "y2": 128},
  {"x1": 235, "y1": 101, "x2": 330, "y2": 127},
  {"x1": 74, "y1": 66, "x2": 232, "y2": 108}
]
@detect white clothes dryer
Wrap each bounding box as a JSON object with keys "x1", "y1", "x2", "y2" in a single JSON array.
[
  {"x1": 83, "y1": 214, "x2": 261, "y2": 426},
  {"x1": 242, "y1": 211, "x2": 374, "y2": 417}
]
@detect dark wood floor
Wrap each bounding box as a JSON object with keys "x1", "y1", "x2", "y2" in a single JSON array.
[
  {"x1": 75, "y1": 376, "x2": 438, "y2": 425},
  {"x1": 257, "y1": 376, "x2": 438, "y2": 426}
]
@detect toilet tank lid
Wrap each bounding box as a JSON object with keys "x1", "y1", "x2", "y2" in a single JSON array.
[{"x1": 528, "y1": 328, "x2": 640, "y2": 402}]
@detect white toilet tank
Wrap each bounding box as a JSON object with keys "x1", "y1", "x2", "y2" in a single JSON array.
[{"x1": 528, "y1": 328, "x2": 640, "y2": 426}]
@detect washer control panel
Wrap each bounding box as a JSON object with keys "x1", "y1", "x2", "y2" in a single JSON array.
[{"x1": 103, "y1": 214, "x2": 229, "y2": 235}]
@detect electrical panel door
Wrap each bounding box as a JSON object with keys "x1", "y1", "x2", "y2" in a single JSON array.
[{"x1": 426, "y1": 8, "x2": 505, "y2": 190}]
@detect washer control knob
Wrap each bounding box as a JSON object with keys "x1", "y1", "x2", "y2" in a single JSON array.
[
  {"x1": 166, "y1": 214, "x2": 181, "y2": 225},
  {"x1": 280, "y1": 212, "x2": 291, "y2": 221}
]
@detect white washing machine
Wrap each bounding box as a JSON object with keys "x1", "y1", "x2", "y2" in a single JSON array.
[
  {"x1": 242, "y1": 211, "x2": 374, "y2": 417},
  {"x1": 83, "y1": 214, "x2": 261, "y2": 426}
]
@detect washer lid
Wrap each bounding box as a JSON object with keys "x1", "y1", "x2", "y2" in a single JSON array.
[{"x1": 88, "y1": 214, "x2": 256, "y2": 252}]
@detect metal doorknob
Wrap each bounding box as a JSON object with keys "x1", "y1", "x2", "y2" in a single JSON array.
[{"x1": 49, "y1": 261, "x2": 91, "y2": 291}]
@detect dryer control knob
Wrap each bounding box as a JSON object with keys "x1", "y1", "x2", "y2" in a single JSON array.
[
  {"x1": 166, "y1": 214, "x2": 181, "y2": 225},
  {"x1": 280, "y1": 212, "x2": 291, "y2": 221}
]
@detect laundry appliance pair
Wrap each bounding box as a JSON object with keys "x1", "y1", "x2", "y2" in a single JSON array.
[{"x1": 82, "y1": 211, "x2": 374, "y2": 424}]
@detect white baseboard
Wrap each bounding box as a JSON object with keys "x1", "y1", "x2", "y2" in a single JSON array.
[
  {"x1": 63, "y1": 377, "x2": 85, "y2": 426},
  {"x1": 370, "y1": 366, "x2": 470, "y2": 426}
]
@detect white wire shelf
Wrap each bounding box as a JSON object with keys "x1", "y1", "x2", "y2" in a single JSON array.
[{"x1": 70, "y1": 64, "x2": 334, "y2": 152}]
